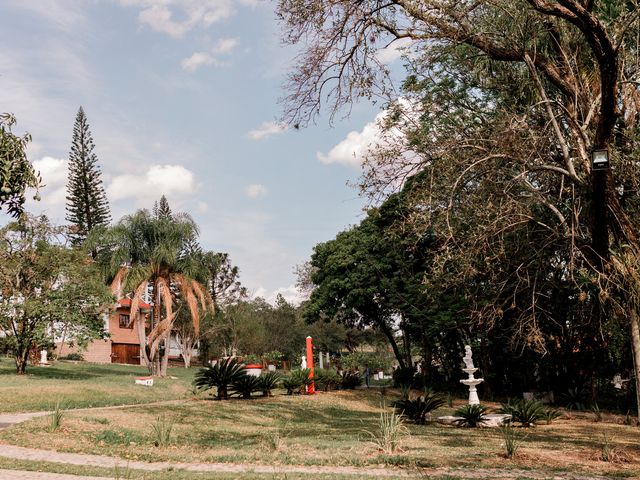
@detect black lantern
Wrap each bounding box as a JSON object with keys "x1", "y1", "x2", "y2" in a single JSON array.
[{"x1": 592, "y1": 148, "x2": 609, "y2": 171}]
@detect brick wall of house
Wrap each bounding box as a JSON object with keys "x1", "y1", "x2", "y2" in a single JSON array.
[
  {"x1": 110, "y1": 307, "x2": 141, "y2": 344},
  {"x1": 56, "y1": 338, "x2": 112, "y2": 364}
]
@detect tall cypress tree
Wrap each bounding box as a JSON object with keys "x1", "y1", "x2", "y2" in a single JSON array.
[{"x1": 65, "y1": 107, "x2": 111, "y2": 245}]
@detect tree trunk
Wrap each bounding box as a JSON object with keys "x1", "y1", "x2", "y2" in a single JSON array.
[
  {"x1": 159, "y1": 333, "x2": 170, "y2": 377},
  {"x1": 15, "y1": 344, "x2": 29, "y2": 375},
  {"x1": 630, "y1": 309, "x2": 640, "y2": 421},
  {"x1": 378, "y1": 319, "x2": 406, "y2": 369}
]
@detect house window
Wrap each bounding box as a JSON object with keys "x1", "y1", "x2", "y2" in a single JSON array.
[{"x1": 119, "y1": 314, "x2": 132, "y2": 329}]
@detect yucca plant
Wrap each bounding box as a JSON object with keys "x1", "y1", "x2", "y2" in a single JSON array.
[
  {"x1": 500, "y1": 423, "x2": 526, "y2": 458},
  {"x1": 231, "y1": 375, "x2": 262, "y2": 399},
  {"x1": 540, "y1": 408, "x2": 561, "y2": 425},
  {"x1": 49, "y1": 401, "x2": 65, "y2": 432},
  {"x1": 258, "y1": 371, "x2": 281, "y2": 397},
  {"x1": 283, "y1": 368, "x2": 312, "y2": 395},
  {"x1": 151, "y1": 414, "x2": 174, "y2": 447},
  {"x1": 393, "y1": 392, "x2": 446, "y2": 424},
  {"x1": 498, "y1": 399, "x2": 546, "y2": 427},
  {"x1": 193, "y1": 358, "x2": 247, "y2": 400},
  {"x1": 454, "y1": 404, "x2": 488, "y2": 428},
  {"x1": 363, "y1": 407, "x2": 408, "y2": 454}
]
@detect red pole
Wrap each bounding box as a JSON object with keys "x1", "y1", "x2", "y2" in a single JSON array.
[{"x1": 306, "y1": 336, "x2": 315, "y2": 394}]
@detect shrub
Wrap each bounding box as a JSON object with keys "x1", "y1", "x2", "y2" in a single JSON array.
[
  {"x1": 454, "y1": 404, "x2": 488, "y2": 427},
  {"x1": 392, "y1": 367, "x2": 416, "y2": 388},
  {"x1": 561, "y1": 387, "x2": 586, "y2": 411},
  {"x1": 60, "y1": 352, "x2": 84, "y2": 361},
  {"x1": 393, "y1": 392, "x2": 446, "y2": 424},
  {"x1": 498, "y1": 399, "x2": 546, "y2": 427},
  {"x1": 231, "y1": 375, "x2": 262, "y2": 399},
  {"x1": 193, "y1": 358, "x2": 247, "y2": 400},
  {"x1": 242, "y1": 353, "x2": 262, "y2": 365},
  {"x1": 314, "y1": 369, "x2": 341, "y2": 392},
  {"x1": 340, "y1": 371, "x2": 362, "y2": 389},
  {"x1": 540, "y1": 408, "x2": 561, "y2": 425},
  {"x1": 283, "y1": 369, "x2": 312, "y2": 395},
  {"x1": 500, "y1": 424, "x2": 526, "y2": 458},
  {"x1": 49, "y1": 402, "x2": 65, "y2": 432},
  {"x1": 258, "y1": 371, "x2": 281, "y2": 397}
]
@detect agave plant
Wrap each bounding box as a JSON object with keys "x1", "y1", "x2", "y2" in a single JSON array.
[
  {"x1": 231, "y1": 375, "x2": 262, "y2": 399},
  {"x1": 498, "y1": 399, "x2": 546, "y2": 427},
  {"x1": 454, "y1": 404, "x2": 488, "y2": 428},
  {"x1": 393, "y1": 392, "x2": 446, "y2": 424},
  {"x1": 193, "y1": 358, "x2": 247, "y2": 400},
  {"x1": 314, "y1": 369, "x2": 341, "y2": 392},
  {"x1": 258, "y1": 371, "x2": 281, "y2": 397}
]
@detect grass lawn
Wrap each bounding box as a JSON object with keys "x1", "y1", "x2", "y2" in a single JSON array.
[
  {"x1": 1, "y1": 386, "x2": 639, "y2": 478},
  {"x1": 0, "y1": 358, "x2": 195, "y2": 413}
]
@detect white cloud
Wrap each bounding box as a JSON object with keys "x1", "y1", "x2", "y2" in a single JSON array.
[
  {"x1": 247, "y1": 121, "x2": 287, "y2": 140},
  {"x1": 181, "y1": 38, "x2": 239, "y2": 72},
  {"x1": 376, "y1": 38, "x2": 414, "y2": 64},
  {"x1": 6, "y1": 0, "x2": 85, "y2": 32},
  {"x1": 252, "y1": 284, "x2": 305, "y2": 306},
  {"x1": 122, "y1": 1, "x2": 258, "y2": 38},
  {"x1": 245, "y1": 184, "x2": 268, "y2": 198},
  {"x1": 25, "y1": 157, "x2": 69, "y2": 217},
  {"x1": 197, "y1": 201, "x2": 209, "y2": 213},
  {"x1": 107, "y1": 164, "x2": 197, "y2": 202}
]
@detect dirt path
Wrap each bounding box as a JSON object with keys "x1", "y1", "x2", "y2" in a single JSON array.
[{"x1": 0, "y1": 470, "x2": 112, "y2": 480}]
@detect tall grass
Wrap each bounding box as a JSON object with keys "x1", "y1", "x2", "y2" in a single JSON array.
[
  {"x1": 48, "y1": 401, "x2": 65, "y2": 432},
  {"x1": 151, "y1": 415, "x2": 174, "y2": 447},
  {"x1": 364, "y1": 405, "x2": 408, "y2": 454},
  {"x1": 499, "y1": 424, "x2": 526, "y2": 458}
]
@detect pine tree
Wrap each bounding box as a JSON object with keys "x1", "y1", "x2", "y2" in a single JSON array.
[
  {"x1": 65, "y1": 107, "x2": 111, "y2": 245},
  {"x1": 153, "y1": 195, "x2": 172, "y2": 220}
]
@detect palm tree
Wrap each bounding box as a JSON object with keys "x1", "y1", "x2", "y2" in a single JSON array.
[{"x1": 91, "y1": 207, "x2": 211, "y2": 376}]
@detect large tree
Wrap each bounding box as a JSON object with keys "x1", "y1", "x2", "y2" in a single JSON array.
[
  {"x1": 0, "y1": 113, "x2": 40, "y2": 217},
  {"x1": 278, "y1": 0, "x2": 640, "y2": 414},
  {"x1": 65, "y1": 107, "x2": 111, "y2": 246},
  {"x1": 92, "y1": 205, "x2": 210, "y2": 376},
  {"x1": 0, "y1": 215, "x2": 111, "y2": 374}
]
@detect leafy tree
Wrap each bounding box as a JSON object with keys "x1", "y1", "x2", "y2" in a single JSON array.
[
  {"x1": 91, "y1": 205, "x2": 210, "y2": 376},
  {"x1": 65, "y1": 107, "x2": 110, "y2": 246},
  {"x1": 0, "y1": 215, "x2": 112, "y2": 374},
  {"x1": 0, "y1": 113, "x2": 40, "y2": 217},
  {"x1": 153, "y1": 195, "x2": 172, "y2": 220},
  {"x1": 278, "y1": 0, "x2": 640, "y2": 417}
]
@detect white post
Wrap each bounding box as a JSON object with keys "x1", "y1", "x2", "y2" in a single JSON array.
[
  {"x1": 40, "y1": 349, "x2": 48, "y2": 365},
  {"x1": 326, "y1": 352, "x2": 330, "y2": 366},
  {"x1": 318, "y1": 351, "x2": 324, "y2": 369}
]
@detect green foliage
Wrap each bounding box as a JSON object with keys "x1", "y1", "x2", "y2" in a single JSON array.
[
  {"x1": 0, "y1": 113, "x2": 40, "y2": 217},
  {"x1": 242, "y1": 354, "x2": 262, "y2": 365},
  {"x1": 0, "y1": 215, "x2": 112, "y2": 374},
  {"x1": 392, "y1": 367, "x2": 416, "y2": 388},
  {"x1": 339, "y1": 352, "x2": 391, "y2": 373},
  {"x1": 193, "y1": 358, "x2": 246, "y2": 400},
  {"x1": 231, "y1": 375, "x2": 262, "y2": 399},
  {"x1": 561, "y1": 388, "x2": 586, "y2": 411},
  {"x1": 498, "y1": 399, "x2": 546, "y2": 427},
  {"x1": 49, "y1": 402, "x2": 65, "y2": 432},
  {"x1": 340, "y1": 371, "x2": 362, "y2": 389},
  {"x1": 151, "y1": 415, "x2": 174, "y2": 447},
  {"x1": 393, "y1": 392, "x2": 446, "y2": 424},
  {"x1": 540, "y1": 408, "x2": 561, "y2": 425},
  {"x1": 282, "y1": 368, "x2": 312, "y2": 395},
  {"x1": 65, "y1": 107, "x2": 111, "y2": 245},
  {"x1": 314, "y1": 368, "x2": 341, "y2": 392},
  {"x1": 454, "y1": 404, "x2": 488, "y2": 428},
  {"x1": 258, "y1": 371, "x2": 281, "y2": 397},
  {"x1": 60, "y1": 353, "x2": 84, "y2": 361},
  {"x1": 363, "y1": 406, "x2": 408, "y2": 454},
  {"x1": 500, "y1": 424, "x2": 526, "y2": 459}
]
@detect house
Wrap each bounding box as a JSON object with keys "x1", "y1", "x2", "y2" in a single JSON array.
[{"x1": 56, "y1": 298, "x2": 151, "y2": 365}]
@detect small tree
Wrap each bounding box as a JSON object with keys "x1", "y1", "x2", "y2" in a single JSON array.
[
  {"x1": 0, "y1": 215, "x2": 112, "y2": 374},
  {"x1": 65, "y1": 107, "x2": 111, "y2": 246}
]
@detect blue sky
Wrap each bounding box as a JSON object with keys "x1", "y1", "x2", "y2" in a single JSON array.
[{"x1": 0, "y1": 0, "x2": 408, "y2": 303}]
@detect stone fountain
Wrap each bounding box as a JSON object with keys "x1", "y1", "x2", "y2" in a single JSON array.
[{"x1": 460, "y1": 345, "x2": 483, "y2": 405}]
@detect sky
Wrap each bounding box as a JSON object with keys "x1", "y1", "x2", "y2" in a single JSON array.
[{"x1": 0, "y1": 0, "x2": 408, "y2": 304}]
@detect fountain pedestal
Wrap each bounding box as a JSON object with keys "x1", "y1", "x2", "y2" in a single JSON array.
[{"x1": 460, "y1": 367, "x2": 483, "y2": 405}]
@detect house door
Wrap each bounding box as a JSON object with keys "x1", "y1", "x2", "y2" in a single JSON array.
[{"x1": 111, "y1": 343, "x2": 140, "y2": 364}]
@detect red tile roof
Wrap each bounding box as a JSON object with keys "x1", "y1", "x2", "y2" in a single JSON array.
[{"x1": 117, "y1": 298, "x2": 151, "y2": 310}]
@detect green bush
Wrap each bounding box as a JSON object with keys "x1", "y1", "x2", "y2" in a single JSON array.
[
  {"x1": 339, "y1": 351, "x2": 391, "y2": 373},
  {"x1": 60, "y1": 353, "x2": 84, "y2": 361},
  {"x1": 258, "y1": 371, "x2": 281, "y2": 397},
  {"x1": 498, "y1": 399, "x2": 546, "y2": 427},
  {"x1": 454, "y1": 404, "x2": 488, "y2": 428},
  {"x1": 340, "y1": 371, "x2": 362, "y2": 389},
  {"x1": 540, "y1": 408, "x2": 561, "y2": 424},
  {"x1": 231, "y1": 375, "x2": 262, "y2": 399},
  {"x1": 193, "y1": 358, "x2": 247, "y2": 400},
  {"x1": 283, "y1": 369, "x2": 312, "y2": 395},
  {"x1": 393, "y1": 392, "x2": 446, "y2": 424},
  {"x1": 314, "y1": 368, "x2": 341, "y2": 392},
  {"x1": 392, "y1": 367, "x2": 415, "y2": 388}
]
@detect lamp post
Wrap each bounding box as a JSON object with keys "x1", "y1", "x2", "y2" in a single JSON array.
[
  {"x1": 592, "y1": 148, "x2": 609, "y2": 171},
  {"x1": 591, "y1": 147, "x2": 610, "y2": 267}
]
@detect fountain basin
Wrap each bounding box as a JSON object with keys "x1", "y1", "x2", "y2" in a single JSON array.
[{"x1": 436, "y1": 413, "x2": 511, "y2": 427}]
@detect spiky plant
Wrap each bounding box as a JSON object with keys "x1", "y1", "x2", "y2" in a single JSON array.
[
  {"x1": 193, "y1": 358, "x2": 247, "y2": 400},
  {"x1": 283, "y1": 369, "x2": 312, "y2": 395},
  {"x1": 340, "y1": 371, "x2": 362, "y2": 389},
  {"x1": 314, "y1": 368, "x2": 341, "y2": 392},
  {"x1": 231, "y1": 375, "x2": 261, "y2": 399},
  {"x1": 498, "y1": 399, "x2": 546, "y2": 427},
  {"x1": 393, "y1": 392, "x2": 446, "y2": 424},
  {"x1": 258, "y1": 371, "x2": 281, "y2": 397},
  {"x1": 454, "y1": 404, "x2": 488, "y2": 428}
]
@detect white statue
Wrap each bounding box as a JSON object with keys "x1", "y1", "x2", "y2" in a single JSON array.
[
  {"x1": 301, "y1": 355, "x2": 307, "y2": 369},
  {"x1": 462, "y1": 345, "x2": 474, "y2": 370}
]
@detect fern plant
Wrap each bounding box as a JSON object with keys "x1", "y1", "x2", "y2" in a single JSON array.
[
  {"x1": 193, "y1": 358, "x2": 247, "y2": 400},
  {"x1": 498, "y1": 399, "x2": 546, "y2": 427},
  {"x1": 314, "y1": 369, "x2": 341, "y2": 392},
  {"x1": 258, "y1": 371, "x2": 281, "y2": 397},
  {"x1": 283, "y1": 369, "x2": 312, "y2": 394},
  {"x1": 231, "y1": 375, "x2": 262, "y2": 399}
]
